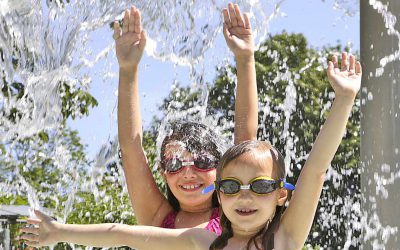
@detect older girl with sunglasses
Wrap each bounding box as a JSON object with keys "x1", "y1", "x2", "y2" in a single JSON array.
[
  {"x1": 115, "y1": 3, "x2": 257, "y2": 234},
  {"x1": 22, "y1": 52, "x2": 361, "y2": 249}
]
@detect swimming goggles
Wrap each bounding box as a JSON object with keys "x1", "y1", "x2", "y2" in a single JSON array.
[
  {"x1": 202, "y1": 176, "x2": 295, "y2": 195},
  {"x1": 161, "y1": 155, "x2": 218, "y2": 174}
]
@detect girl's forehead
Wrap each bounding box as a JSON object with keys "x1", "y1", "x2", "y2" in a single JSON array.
[
  {"x1": 165, "y1": 140, "x2": 186, "y2": 149},
  {"x1": 164, "y1": 140, "x2": 213, "y2": 157},
  {"x1": 164, "y1": 142, "x2": 187, "y2": 156},
  {"x1": 221, "y1": 151, "x2": 276, "y2": 179}
]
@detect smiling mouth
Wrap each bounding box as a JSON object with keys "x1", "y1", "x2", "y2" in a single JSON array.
[
  {"x1": 179, "y1": 184, "x2": 203, "y2": 191},
  {"x1": 235, "y1": 209, "x2": 257, "y2": 216}
]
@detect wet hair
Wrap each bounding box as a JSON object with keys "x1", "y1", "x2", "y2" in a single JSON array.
[
  {"x1": 160, "y1": 122, "x2": 223, "y2": 211},
  {"x1": 209, "y1": 140, "x2": 288, "y2": 250}
]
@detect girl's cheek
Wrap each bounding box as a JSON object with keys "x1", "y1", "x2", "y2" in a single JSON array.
[
  {"x1": 199, "y1": 171, "x2": 217, "y2": 182},
  {"x1": 219, "y1": 193, "x2": 235, "y2": 204},
  {"x1": 164, "y1": 172, "x2": 180, "y2": 184}
]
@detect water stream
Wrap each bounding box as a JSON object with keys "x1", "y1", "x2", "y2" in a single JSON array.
[{"x1": 1, "y1": 0, "x2": 399, "y2": 249}]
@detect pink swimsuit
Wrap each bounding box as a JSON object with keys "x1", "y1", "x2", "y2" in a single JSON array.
[{"x1": 160, "y1": 207, "x2": 222, "y2": 235}]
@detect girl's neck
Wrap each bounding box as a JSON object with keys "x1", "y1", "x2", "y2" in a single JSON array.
[
  {"x1": 179, "y1": 204, "x2": 213, "y2": 214},
  {"x1": 231, "y1": 223, "x2": 264, "y2": 239},
  {"x1": 179, "y1": 196, "x2": 214, "y2": 213},
  {"x1": 174, "y1": 205, "x2": 213, "y2": 229}
]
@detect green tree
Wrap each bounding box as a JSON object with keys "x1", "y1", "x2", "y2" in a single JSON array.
[{"x1": 0, "y1": 29, "x2": 101, "y2": 248}]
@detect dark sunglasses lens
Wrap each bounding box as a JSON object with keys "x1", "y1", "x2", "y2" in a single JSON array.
[
  {"x1": 194, "y1": 156, "x2": 217, "y2": 170},
  {"x1": 219, "y1": 180, "x2": 240, "y2": 194},
  {"x1": 251, "y1": 179, "x2": 276, "y2": 194},
  {"x1": 164, "y1": 158, "x2": 183, "y2": 173}
]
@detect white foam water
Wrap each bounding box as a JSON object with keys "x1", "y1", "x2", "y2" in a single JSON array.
[{"x1": 1, "y1": 0, "x2": 399, "y2": 249}]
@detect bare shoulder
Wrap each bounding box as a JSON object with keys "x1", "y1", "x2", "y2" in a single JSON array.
[{"x1": 150, "y1": 201, "x2": 174, "y2": 226}]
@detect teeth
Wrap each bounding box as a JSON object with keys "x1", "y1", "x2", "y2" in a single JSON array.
[
  {"x1": 237, "y1": 209, "x2": 254, "y2": 213},
  {"x1": 181, "y1": 184, "x2": 201, "y2": 190}
]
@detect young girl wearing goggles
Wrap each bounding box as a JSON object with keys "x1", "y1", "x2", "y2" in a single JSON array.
[{"x1": 115, "y1": 2, "x2": 258, "y2": 234}]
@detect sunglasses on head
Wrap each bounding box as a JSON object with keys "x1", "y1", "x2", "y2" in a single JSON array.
[
  {"x1": 161, "y1": 155, "x2": 218, "y2": 174},
  {"x1": 202, "y1": 176, "x2": 295, "y2": 195}
]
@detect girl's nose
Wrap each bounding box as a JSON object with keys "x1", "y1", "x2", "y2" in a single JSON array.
[
  {"x1": 237, "y1": 189, "x2": 254, "y2": 201},
  {"x1": 182, "y1": 164, "x2": 196, "y2": 178}
]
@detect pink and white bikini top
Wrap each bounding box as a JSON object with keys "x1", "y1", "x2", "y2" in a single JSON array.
[{"x1": 160, "y1": 207, "x2": 221, "y2": 235}]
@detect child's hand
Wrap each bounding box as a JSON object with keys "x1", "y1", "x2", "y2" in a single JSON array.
[
  {"x1": 113, "y1": 6, "x2": 147, "y2": 70},
  {"x1": 327, "y1": 52, "x2": 362, "y2": 99},
  {"x1": 20, "y1": 210, "x2": 61, "y2": 247},
  {"x1": 222, "y1": 3, "x2": 254, "y2": 58}
]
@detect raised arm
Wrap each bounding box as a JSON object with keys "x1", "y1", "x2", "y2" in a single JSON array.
[
  {"x1": 223, "y1": 3, "x2": 258, "y2": 144},
  {"x1": 278, "y1": 52, "x2": 362, "y2": 248},
  {"x1": 115, "y1": 6, "x2": 170, "y2": 225},
  {"x1": 21, "y1": 210, "x2": 213, "y2": 250}
]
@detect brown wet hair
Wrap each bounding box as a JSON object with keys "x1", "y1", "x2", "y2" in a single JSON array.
[{"x1": 160, "y1": 122, "x2": 223, "y2": 211}]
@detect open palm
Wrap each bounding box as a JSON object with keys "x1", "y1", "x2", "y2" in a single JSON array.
[
  {"x1": 113, "y1": 6, "x2": 146, "y2": 69},
  {"x1": 21, "y1": 210, "x2": 60, "y2": 247},
  {"x1": 222, "y1": 3, "x2": 254, "y2": 57},
  {"x1": 327, "y1": 52, "x2": 362, "y2": 98}
]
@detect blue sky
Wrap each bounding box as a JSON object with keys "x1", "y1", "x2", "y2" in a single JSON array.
[{"x1": 67, "y1": 0, "x2": 360, "y2": 158}]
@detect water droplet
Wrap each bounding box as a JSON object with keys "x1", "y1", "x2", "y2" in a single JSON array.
[{"x1": 367, "y1": 92, "x2": 373, "y2": 101}]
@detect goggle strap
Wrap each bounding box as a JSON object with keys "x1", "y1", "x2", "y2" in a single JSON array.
[
  {"x1": 283, "y1": 182, "x2": 295, "y2": 190},
  {"x1": 202, "y1": 183, "x2": 215, "y2": 194},
  {"x1": 181, "y1": 161, "x2": 195, "y2": 166}
]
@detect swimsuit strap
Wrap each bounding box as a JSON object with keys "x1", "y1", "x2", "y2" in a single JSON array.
[
  {"x1": 205, "y1": 207, "x2": 222, "y2": 235},
  {"x1": 160, "y1": 210, "x2": 178, "y2": 228},
  {"x1": 161, "y1": 207, "x2": 222, "y2": 236}
]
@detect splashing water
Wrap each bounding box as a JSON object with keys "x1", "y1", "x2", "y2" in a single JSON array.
[
  {"x1": 1, "y1": 0, "x2": 399, "y2": 249},
  {"x1": 368, "y1": 0, "x2": 400, "y2": 77},
  {"x1": 0, "y1": 0, "x2": 285, "y2": 241}
]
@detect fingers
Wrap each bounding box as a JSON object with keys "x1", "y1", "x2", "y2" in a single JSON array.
[
  {"x1": 327, "y1": 61, "x2": 335, "y2": 77},
  {"x1": 222, "y1": 22, "x2": 233, "y2": 45},
  {"x1": 122, "y1": 9, "x2": 129, "y2": 34},
  {"x1": 27, "y1": 218, "x2": 41, "y2": 225},
  {"x1": 349, "y1": 54, "x2": 355, "y2": 74},
  {"x1": 128, "y1": 7, "x2": 135, "y2": 32},
  {"x1": 228, "y1": 3, "x2": 237, "y2": 26},
  {"x1": 355, "y1": 61, "x2": 362, "y2": 75},
  {"x1": 34, "y1": 209, "x2": 49, "y2": 221},
  {"x1": 341, "y1": 51, "x2": 348, "y2": 71},
  {"x1": 234, "y1": 4, "x2": 245, "y2": 27},
  {"x1": 330, "y1": 52, "x2": 362, "y2": 76},
  {"x1": 223, "y1": 3, "x2": 249, "y2": 31},
  {"x1": 23, "y1": 240, "x2": 40, "y2": 248},
  {"x1": 21, "y1": 233, "x2": 39, "y2": 243},
  {"x1": 222, "y1": 8, "x2": 231, "y2": 28},
  {"x1": 113, "y1": 21, "x2": 121, "y2": 40},
  {"x1": 135, "y1": 8, "x2": 142, "y2": 33},
  {"x1": 21, "y1": 227, "x2": 39, "y2": 235},
  {"x1": 120, "y1": 6, "x2": 142, "y2": 35},
  {"x1": 21, "y1": 226, "x2": 39, "y2": 235},
  {"x1": 332, "y1": 55, "x2": 340, "y2": 74},
  {"x1": 332, "y1": 55, "x2": 338, "y2": 68},
  {"x1": 243, "y1": 13, "x2": 251, "y2": 29},
  {"x1": 139, "y1": 30, "x2": 147, "y2": 50}
]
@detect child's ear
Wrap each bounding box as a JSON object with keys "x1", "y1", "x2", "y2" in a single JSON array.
[{"x1": 277, "y1": 188, "x2": 288, "y2": 206}]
